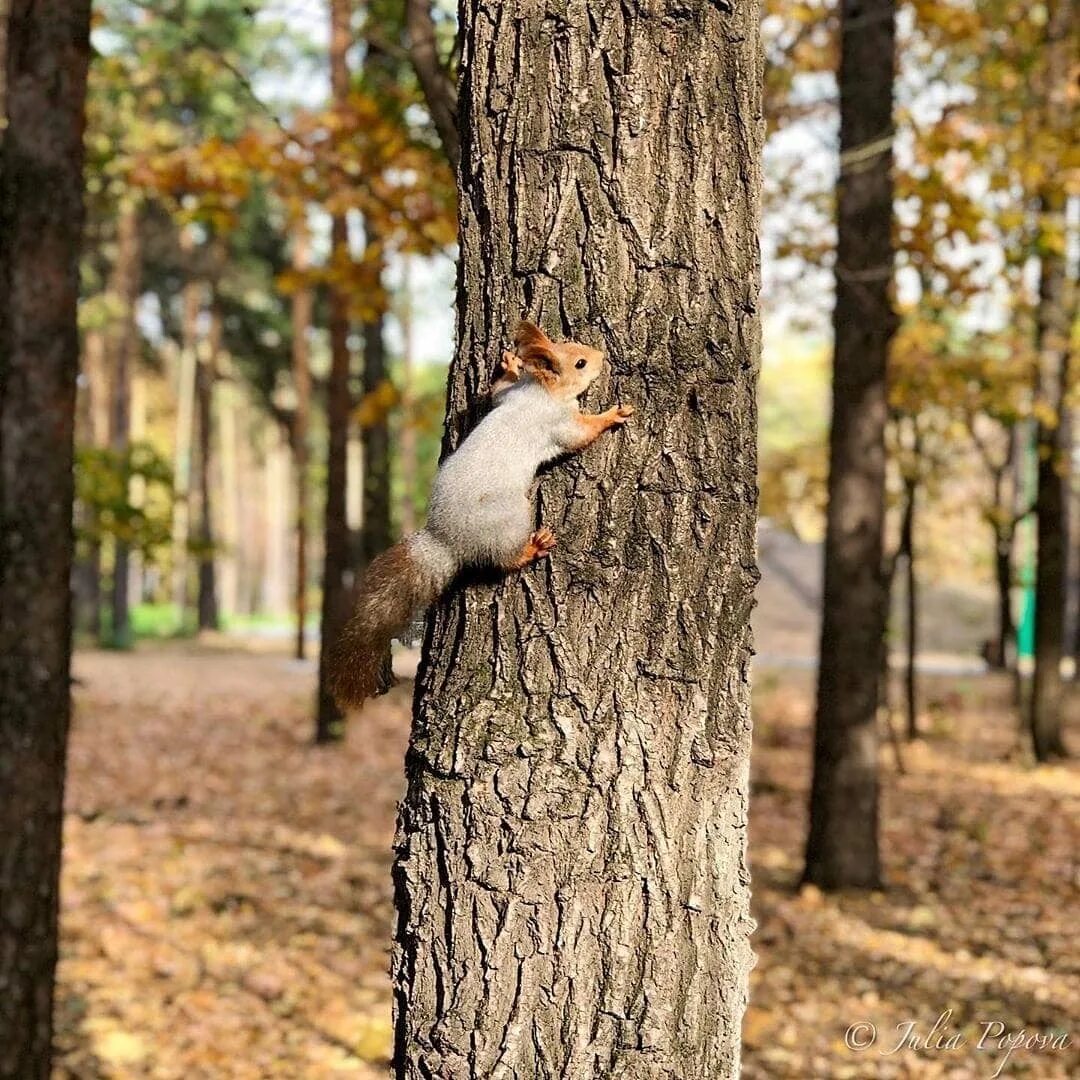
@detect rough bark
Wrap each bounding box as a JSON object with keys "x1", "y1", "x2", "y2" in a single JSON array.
[
  {"x1": 0, "y1": 2, "x2": 92, "y2": 1075},
  {"x1": 108, "y1": 202, "x2": 141, "y2": 649},
  {"x1": 392, "y1": 3, "x2": 762, "y2": 1077},
  {"x1": 195, "y1": 305, "x2": 220, "y2": 632},
  {"x1": 404, "y1": 0, "x2": 459, "y2": 171},
  {"x1": 291, "y1": 220, "x2": 313, "y2": 660},
  {"x1": 1029, "y1": 0, "x2": 1075, "y2": 761},
  {"x1": 804, "y1": 0, "x2": 895, "y2": 889},
  {"x1": 315, "y1": 0, "x2": 354, "y2": 743}
]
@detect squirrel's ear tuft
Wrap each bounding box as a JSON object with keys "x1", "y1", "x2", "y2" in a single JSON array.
[
  {"x1": 514, "y1": 320, "x2": 552, "y2": 349},
  {"x1": 518, "y1": 343, "x2": 559, "y2": 374}
]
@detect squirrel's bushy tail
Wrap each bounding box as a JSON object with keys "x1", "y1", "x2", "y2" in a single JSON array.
[{"x1": 328, "y1": 531, "x2": 456, "y2": 709}]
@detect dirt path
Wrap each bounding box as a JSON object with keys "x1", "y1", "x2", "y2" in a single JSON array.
[{"x1": 55, "y1": 645, "x2": 1079, "y2": 1078}]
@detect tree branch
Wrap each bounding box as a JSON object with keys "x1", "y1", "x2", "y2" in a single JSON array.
[{"x1": 405, "y1": 0, "x2": 460, "y2": 171}]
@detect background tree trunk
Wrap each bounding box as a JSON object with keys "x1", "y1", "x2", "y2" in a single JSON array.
[
  {"x1": 108, "y1": 201, "x2": 141, "y2": 649},
  {"x1": 404, "y1": 0, "x2": 459, "y2": 172},
  {"x1": 901, "y1": 470, "x2": 918, "y2": 740},
  {"x1": 195, "y1": 304, "x2": 220, "y2": 632},
  {"x1": 1030, "y1": 193, "x2": 1071, "y2": 760},
  {"x1": 315, "y1": 0, "x2": 354, "y2": 743},
  {"x1": 291, "y1": 219, "x2": 312, "y2": 660},
  {"x1": 171, "y1": 239, "x2": 200, "y2": 626},
  {"x1": 78, "y1": 326, "x2": 108, "y2": 639},
  {"x1": 0, "y1": 2, "x2": 92, "y2": 1075},
  {"x1": 392, "y1": 3, "x2": 762, "y2": 1076},
  {"x1": 804, "y1": 0, "x2": 895, "y2": 890},
  {"x1": 397, "y1": 256, "x2": 418, "y2": 536},
  {"x1": 360, "y1": 266, "x2": 392, "y2": 566},
  {"x1": 1029, "y1": 0, "x2": 1074, "y2": 761}
]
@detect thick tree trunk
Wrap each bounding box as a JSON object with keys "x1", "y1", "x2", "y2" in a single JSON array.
[
  {"x1": 315, "y1": 0, "x2": 353, "y2": 743},
  {"x1": 392, "y1": 3, "x2": 762, "y2": 1076},
  {"x1": 195, "y1": 306, "x2": 220, "y2": 632},
  {"x1": 291, "y1": 220, "x2": 313, "y2": 660},
  {"x1": 804, "y1": 0, "x2": 895, "y2": 890},
  {"x1": 1029, "y1": 0, "x2": 1074, "y2": 761},
  {"x1": 108, "y1": 202, "x2": 141, "y2": 649},
  {"x1": 0, "y1": 3, "x2": 91, "y2": 1075}
]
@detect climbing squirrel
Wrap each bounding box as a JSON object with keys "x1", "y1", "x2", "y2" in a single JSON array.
[{"x1": 328, "y1": 319, "x2": 633, "y2": 709}]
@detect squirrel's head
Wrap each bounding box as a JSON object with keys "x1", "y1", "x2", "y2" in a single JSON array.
[{"x1": 513, "y1": 320, "x2": 604, "y2": 400}]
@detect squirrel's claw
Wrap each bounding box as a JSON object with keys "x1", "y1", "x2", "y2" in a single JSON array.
[{"x1": 613, "y1": 404, "x2": 634, "y2": 422}]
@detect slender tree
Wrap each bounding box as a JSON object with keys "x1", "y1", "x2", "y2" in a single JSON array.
[
  {"x1": 195, "y1": 301, "x2": 221, "y2": 632},
  {"x1": 1028, "y1": 0, "x2": 1075, "y2": 761},
  {"x1": 900, "y1": 451, "x2": 918, "y2": 740},
  {"x1": 108, "y1": 201, "x2": 141, "y2": 648},
  {"x1": 315, "y1": 0, "x2": 354, "y2": 743},
  {"x1": 0, "y1": 2, "x2": 92, "y2": 1074},
  {"x1": 804, "y1": 0, "x2": 896, "y2": 890},
  {"x1": 291, "y1": 218, "x2": 313, "y2": 660},
  {"x1": 360, "y1": 264, "x2": 392, "y2": 564},
  {"x1": 397, "y1": 255, "x2": 418, "y2": 535},
  {"x1": 392, "y1": 2, "x2": 762, "y2": 1075},
  {"x1": 171, "y1": 231, "x2": 200, "y2": 624},
  {"x1": 404, "y1": 0, "x2": 458, "y2": 171}
]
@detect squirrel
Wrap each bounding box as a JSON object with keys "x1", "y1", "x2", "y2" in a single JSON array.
[{"x1": 327, "y1": 319, "x2": 633, "y2": 709}]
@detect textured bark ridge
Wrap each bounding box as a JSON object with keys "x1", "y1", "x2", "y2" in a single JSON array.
[
  {"x1": 0, "y1": 2, "x2": 92, "y2": 1076},
  {"x1": 392, "y1": 3, "x2": 763, "y2": 1077}
]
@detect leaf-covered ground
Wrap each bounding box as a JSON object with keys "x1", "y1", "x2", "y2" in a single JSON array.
[{"x1": 57, "y1": 644, "x2": 1079, "y2": 1078}]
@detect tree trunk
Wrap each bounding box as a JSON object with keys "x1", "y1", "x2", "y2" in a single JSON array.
[
  {"x1": 216, "y1": 358, "x2": 241, "y2": 619},
  {"x1": 1029, "y1": 198, "x2": 1071, "y2": 760},
  {"x1": 361, "y1": 275, "x2": 392, "y2": 565},
  {"x1": 901, "y1": 472, "x2": 918, "y2": 740},
  {"x1": 315, "y1": 0, "x2": 353, "y2": 743},
  {"x1": 397, "y1": 256, "x2": 418, "y2": 536},
  {"x1": 77, "y1": 326, "x2": 107, "y2": 638},
  {"x1": 291, "y1": 219, "x2": 313, "y2": 660},
  {"x1": 108, "y1": 201, "x2": 141, "y2": 649},
  {"x1": 172, "y1": 239, "x2": 200, "y2": 626},
  {"x1": 1029, "y1": 0, "x2": 1074, "y2": 761},
  {"x1": 195, "y1": 305, "x2": 220, "y2": 632},
  {"x1": 804, "y1": 0, "x2": 895, "y2": 890},
  {"x1": 991, "y1": 527, "x2": 1014, "y2": 671},
  {"x1": 0, "y1": 3, "x2": 92, "y2": 1075},
  {"x1": 404, "y1": 0, "x2": 459, "y2": 171},
  {"x1": 392, "y1": 3, "x2": 762, "y2": 1076}
]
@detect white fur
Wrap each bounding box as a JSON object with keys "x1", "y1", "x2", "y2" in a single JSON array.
[{"x1": 421, "y1": 378, "x2": 585, "y2": 569}]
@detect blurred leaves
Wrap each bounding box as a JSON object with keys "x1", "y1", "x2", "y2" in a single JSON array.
[{"x1": 75, "y1": 443, "x2": 175, "y2": 557}]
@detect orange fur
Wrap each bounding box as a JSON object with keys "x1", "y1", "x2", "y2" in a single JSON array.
[{"x1": 327, "y1": 542, "x2": 436, "y2": 709}]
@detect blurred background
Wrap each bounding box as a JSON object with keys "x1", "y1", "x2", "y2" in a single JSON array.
[{"x1": 44, "y1": 0, "x2": 1079, "y2": 1076}]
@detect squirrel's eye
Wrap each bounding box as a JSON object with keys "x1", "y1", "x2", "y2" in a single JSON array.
[{"x1": 575, "y1": 358, "x2": 588, "y2": 370}]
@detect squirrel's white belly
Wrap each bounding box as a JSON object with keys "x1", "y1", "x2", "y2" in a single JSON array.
[{"x1": 425, "y1": 387, "x2": 563, "y2": 568}]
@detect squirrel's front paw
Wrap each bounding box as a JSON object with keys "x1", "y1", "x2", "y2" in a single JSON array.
[
  {"x1": 498, "y1": 350, "x2": 522, "y2": 377},
  {"x1": 612, "y1": 404, "x2": 634, "y2": 423}
]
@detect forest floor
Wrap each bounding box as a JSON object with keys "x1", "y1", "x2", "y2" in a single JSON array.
[{"x1": 55, "y1": 642, "x2": 1080, "y2": 1079}]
